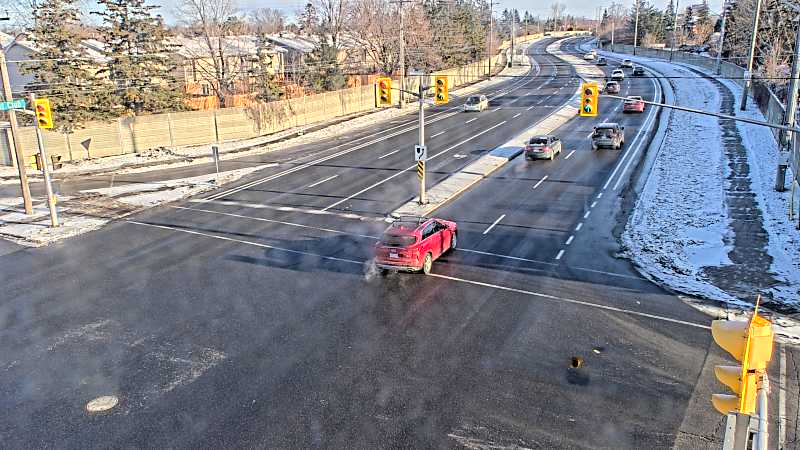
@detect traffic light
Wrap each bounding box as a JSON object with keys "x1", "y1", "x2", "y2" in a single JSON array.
[
  {"x1": 34, "y1": 98, "x2": 53, "y2": 129},
  {"x1": 376, "y1": 77, "x2": 392, "y2": 107},
  {"x1": 434, "y1": 75, "x2": 448, "y2": 105},
  {"x1": 711, "y1": 311, "x2": 774, "y2": 415},
  {"x1": 580, "y1": 82, "x2": 598, "y2": 117}
]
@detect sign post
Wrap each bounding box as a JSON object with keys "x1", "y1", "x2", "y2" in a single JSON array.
[{"x1": 212, "y1": 145, "x2": 220, "y2": 184}]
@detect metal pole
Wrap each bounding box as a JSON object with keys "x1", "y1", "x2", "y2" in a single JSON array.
[
  {"x1": 1, "y1": 48, "x2": 33, "y2": 215},
  {"x1": 510, "y1": 18, "x2": 515, "y2": 68},
  {"x1": 716, "y1": 1, "x2": 728, "y2": 74},
  {"x1": 776, "y1": 18, "x2": 800, "y2": 192},
  {"x1": 611, "y1": 15, "x2": 615, "y2": 48},
  {"x1": 399, "y1": 1, "x2": 405, "y2": 108},
  {"x1": 754, "y1": 374, "x2": 769, "y2": 450},
  {"x1": 741, "y1": 0, "x2": 763, "y2": 111},
  {"x1": 29, "y1": 93, "x2": 58, "y2": 227},
  {"x1": 633, "y1": 0, "x2": 640, "y2": 55},
  {"x1": 418, "y1": 81, "x2": 426, "y2": 205}
]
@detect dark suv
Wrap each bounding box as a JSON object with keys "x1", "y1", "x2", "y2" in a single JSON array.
[{"x1": 591, "y1": 123, "x2": 625, "y2": 150}]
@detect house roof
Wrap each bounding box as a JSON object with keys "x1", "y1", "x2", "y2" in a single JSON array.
[
  {"x1": 169, "y1": 35, "x2": 287, "y2": 59},
  {"x1": 263, "y1": 34, "x2": 316, "y2": 53}
]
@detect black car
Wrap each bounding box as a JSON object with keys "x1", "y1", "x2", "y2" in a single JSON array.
[
  {"x1": 633, "y1": 66, "x2": 646, "y2": 76},
  {"x1": 596, "y1": 57, "x2": 607, "y2": 66}
]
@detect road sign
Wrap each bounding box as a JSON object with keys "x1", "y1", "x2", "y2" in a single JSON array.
[
  {"x1": 417, "y1": 161, "x2": 424, "y2": 179},
  {"x1": 0, "y1": 99, "x2": 26, "y2": 111},
  {"x1": 414, "y1": 145, "x2": 427, "y2": 161}
]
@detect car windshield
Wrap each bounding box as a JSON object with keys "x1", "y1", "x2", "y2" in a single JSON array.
[
  {"x1": 529, "y1": 137, "x2": 549, "y2": 145},
  {"x1": 595, "y1": 127, "x2": 615, "y2": 137},
  {"x1": 380, "y1": 233, "x2": 416, "y2": 247},
  {"x1": 466, "y1": 96, "x2": 480, "y2": 104}
]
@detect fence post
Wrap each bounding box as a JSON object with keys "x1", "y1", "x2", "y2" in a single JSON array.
[{"x1": 167, "y1": 112, "x2": 176, "y2": 148}]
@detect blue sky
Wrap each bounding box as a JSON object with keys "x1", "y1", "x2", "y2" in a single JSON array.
[{"x1": 146, "y1": 0, "x2": 726, "y2": 26}]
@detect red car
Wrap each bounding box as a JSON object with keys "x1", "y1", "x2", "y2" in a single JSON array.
[
  {"x1": 623, "y1": 96, "x2": 645, "y2": 113},
  {"x1": 374, "y1": 216, "x2": 457, "y2": 274}
]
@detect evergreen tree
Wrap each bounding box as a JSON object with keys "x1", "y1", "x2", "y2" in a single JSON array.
[
  {"x1": 684, "y1": 5, "x2": 695, "y2": 38},
  {"x1": 93, "y1": 0, "x2": 185, "y2": 115},
  {"x1": 300, "y1": 39, "x2": 346, "y2": 92},
  {"x1": 23, "y1": 0, "x2": 108, "y2": 131},
  {"x1": 254, "y1": 38, "x2": 285, "y2": 102},
  {"x1": 664, "y1": 0, "x2": 676, "y2": 34},
  {"x1": 696, "y1": 0, "x2": 710, "y2": 26},
  {"x1": 298, "y1": 2, "x2": 319, "y2": 33}
]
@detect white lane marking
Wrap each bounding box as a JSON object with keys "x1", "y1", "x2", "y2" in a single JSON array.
[
  {"x1": 564, "y1": 150, "x2": 576, "y2": 160},
  {"x1": 431, "y1": 130, "x2": 446, "y2": 138},
  {"x1": 565, "y1": 235, "x2": 574, "y2": 245},
  {"x1": 428, "y1": 273, "x2": 710, "y2": 329},
  {"x1": 590, "y1": 201, "x2": 597, "y2": 208},
  {"x1": 583, "y1": 211, "x2": 591, "y2": 219},
  {"x1": 170, "y1": 206, "x2": 379, "y2": 240},
  {"x1": 189, "y1": 199, "x2": 382, "y2": 222},
  {"x1": 307, "y1": 174, "x2": 339, "y2": 188},
  {"x1": 378, "y1": 149, "x2": 401, "y2": 159},
  {"x1": 532, "y1": 175, "x2": 549, "y2": 190},
  {"x1": 492, "y1": 107, "x2": 501, "y2": 112},
  {"x1": 596, "y1": 192, "x2": 603, "y2": 199},
  {"x1": 527, "y1": 105, "x2": 534, "y2": 111},
  {"x1": 126, "y1": 220, "x2": 363, "y2": 265},
  {"x1": 465, "y1": 117, "x2": 478, "y2": 124},
  {"x1": 779, "y1": 344, "x2": 787, "y2": 450},
  {"x1": 482, "y1": 214, "x2": 506, "y2": 235},
  {"x1": 609, "y1": 75, "x2": 661, "y2": 192},
  {"x1": 322, "y1": 121, "x2": 507, "y2": 211},
  {"x1": 575, "y1": 222, "x2": 583, "y2": 231},
  {"x1": 512, "y1": 113, "x2": 521, "y2": 118},
  {"x1": 586, "y1": 131, "x2": 593, "y2": 139},
  {"x1": 555, "y1": 249, "x2": 565, "y2": 260}
]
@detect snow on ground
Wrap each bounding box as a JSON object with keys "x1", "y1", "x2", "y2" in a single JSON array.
[
  {"x1": 0, "y1": 164, "x2": 274, "y2": 246},
  {"x1": 0, "y1": 43, "x2": 537, "y2": 183},
  {"x1": 614, "y1": 58, "x2": 739, "y2": 303}
]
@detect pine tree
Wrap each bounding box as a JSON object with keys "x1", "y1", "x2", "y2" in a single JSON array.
[
  {"x1": 93, "y1": 0, "x2": 185, "y2": 115},
  {"x1": 684, "y1": 5, "x2": 695, "y2": 38},
  {"x1": 301, "y1": 39, "x2": 346, "y2": 92},
  {"x1": 298, "y1": 3, "x2": 319, "y2": 33},
  {"x1": 23, "y1": 0, "x2": 109, "y2": 131},
  {"x1": 664, "y1": 0, "x2": 676, "y2": 34}
]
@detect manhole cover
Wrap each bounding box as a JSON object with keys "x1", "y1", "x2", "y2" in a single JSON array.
[{"x1": 86, "y1": 395, "x2": 118, "y2": 413}]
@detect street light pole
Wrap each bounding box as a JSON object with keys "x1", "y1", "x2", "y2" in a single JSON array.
[
  {"x1": 670, "y1": 0, "x2": 679, "y2": 62},
  {"x1": 418, "y1": 80, "x2": 426, "y2": 205},
  {"x1": 488, "y1": 0, "x2": 494, "y2": 79},
  {"x1": 776, "y1": 17, "x2": 800, "y2": 191},
  {"x1": 716, "y1": 0, "x2": 729, "y2": 74},
  {"x1": 741, "y1": 0, "x2": 763, "y2": 111},
  {"x1": 0, "y1": 44, "x2": 33, "y2": 215},
  {"x1": 633, "y1": 0, "x2": 640, "y2": 55}
]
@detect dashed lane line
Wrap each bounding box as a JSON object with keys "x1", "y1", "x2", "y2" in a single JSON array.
[
  {"x1": 564, "y1": 150, "x2": 576, "y2": 160},
  {"x1": 575, "y1": 222, "x2": 583, "y2": 231},
  {"x1": 532, "y1": 175, "x2": 549, "y2": 190},
  {"x1": 431, "y1": 130, "x2": 446, "y2": 138},
  {"x1": 565, "y1": 235, "x2": 574, "y2": 245},
  {"x1": 307, "y1": 174, "x2": 339, "y2": 188},
  {"x1": 555, "y1": 249, "x2": 565, "y2": 260},
  {"x1": 482, "y1": 214, "x2": 506, "y2": 235},
  {"x1": 378, "y1": 149, "x2": 401, "y2": 159}
]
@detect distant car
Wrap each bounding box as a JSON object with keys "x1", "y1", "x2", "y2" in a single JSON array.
[
  {"x1": 623, "y1": 95, "x2": 645, "y2": 113},
  {"x1": 633, "y1": 66, "x2": 646, "y2": 76},
  {"x1": 603, "y1": 81, "x2": 621, "y2": 94},
  {"x1": 463, "y1": 94, "x2": 488, "y2": 112},
  {"x1": 373, "y1": 216, "x2": 457, "y2": 274},
  {"x1": 591, "y1": 122, "x2": 625, "y2": 150},
  {"x1": 525, "y1": 135, "x2": 563, "y2": 160},
  {"x1": 596, "y1": 57, "x2": 608, "y2": 66},
  {"x1": 583, "y1": 53, "x2": 595, "y2": 60},
  {"x1": 621, "y1": 59, "x2": 633, "y2": 68},
  {"x1": 611, "y1": 69, "x2": 625, "y2": 81}
]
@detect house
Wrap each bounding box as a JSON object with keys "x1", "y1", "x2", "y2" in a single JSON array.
[
  {"x1": 261, "y1": 33, "x2": 316, "y2": 81},
  {"x1": 169, "y1": 35, "x2": 287, "y2": 109}
]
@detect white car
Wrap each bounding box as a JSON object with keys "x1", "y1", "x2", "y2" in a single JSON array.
[
  {"x1": 583, "y1": 53, "x2": 595, "y2": 60},
  {"x1": 621, "y1": 59, "x2": 633, "y2": 68},
  {"x1": 611, "y1": 69, "x2": 625, "y2": 81},
  {"x1": 463, "y1": 95, "x2": 489, "y2": 112}
]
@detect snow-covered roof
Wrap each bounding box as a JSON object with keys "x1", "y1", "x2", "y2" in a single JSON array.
[
  {"x1": 263, "y1": 34, "x2": 316, "y2": 53},
  {"x1": 169, "y1": 35, "x2": 287, "y2": 59},
  {"x1": 0, "y1": 31, "x2": 14, "y2": 48}
]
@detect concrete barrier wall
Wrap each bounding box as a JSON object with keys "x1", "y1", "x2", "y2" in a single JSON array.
[{"x1": 3, "y1": 33, "x2": 588, "y2": 167}]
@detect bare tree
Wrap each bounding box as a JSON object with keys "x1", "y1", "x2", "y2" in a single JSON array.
[
  {"x1": 248, "y1": 7, "x2": 286, "y2": 35},
  {"x1": 550, "y1": 2, "x2": 566, "y2": 31}
]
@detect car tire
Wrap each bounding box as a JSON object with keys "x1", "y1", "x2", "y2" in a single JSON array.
[
  {"x1": 592, "y1": 143, "x2": 598, "y2": 151},
  {"x1": 379, "y1": 268, "x2": 389, "y2": 276},
  {"x1": 422, "y1": 253, "x2": 433, "y2": 275},
  {"x1": 550, "y1": 152, "x2": 554, "y2": 161},
  {"x1": 450, "y1": 232, "x2": 457, "y2": 251}
]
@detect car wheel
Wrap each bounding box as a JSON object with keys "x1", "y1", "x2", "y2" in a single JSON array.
[
  {"x1": 450, "y1": 232, "x2": 458, "y2": 251},
  {"x1": 422, "y1": 253, "x2": 433, "y2": 275},
  {"x1": 379, "y1": 268, "x2": 389, "y2": 276},
  {"x1": 592, "y1": 143, "x2": 598, "y2": 151},
  {"x1": 550, "y1": 152, "x2": 554, "y2": 161}
]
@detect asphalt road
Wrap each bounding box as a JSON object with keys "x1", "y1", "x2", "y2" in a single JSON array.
[{"x1": 0, "y1": 38, "x2": 796, "y2": 449}]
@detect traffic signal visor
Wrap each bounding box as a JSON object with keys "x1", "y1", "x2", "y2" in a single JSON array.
[
  {"x1": 434, "y1": 76, "x2": 448, "y2": 105},
  {"x1": 579, "y1": 83, "x2": 598, "y2": 117},
  {"x1": 34, "y1": 98, "x2": 54, "y2": 129}
]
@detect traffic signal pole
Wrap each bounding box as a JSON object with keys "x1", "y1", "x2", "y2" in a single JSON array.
[
  {"x1": 29, "y1": 93, "x2": 58, "y2": 227},
  {"x1": 418, "y1": 81, "x2": 426, "y2": 205},
  {"x1": 0, "y1": 48, "x2": 33, "y2": 215}
]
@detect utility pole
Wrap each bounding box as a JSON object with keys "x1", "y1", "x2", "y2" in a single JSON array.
[
  {"x1": 670, "y1": 0, "x2": 679, "y2": 62},
  {"x1": 633, "y1": 0, "x2": 640, "y2": 55},
  {"x1": 488, "y1": 0, "x2": 494, "y2": 79},
  {"x1": 0, "y1": 47, "x2": 33, "y2": 215},
  {"x1": 510, "y1": 17, "x2": 515, "y2": 68},
  {"x1": 29, "y1": 93, "x2": 58, "y2": 227},
  {"x1": 741, "y1": 0, "x2": 763, "y2": 111},
  {"x1": 391, "y1": 0, "x2": 412, "y2": 108},
  {"x1": 716, "y1": 0, "x2": 729, "y2": 74},
  {"x1": 611, "y1": 15, "x2": 615, "y2": 48},
  {"x1": 776, "y1": 16, "x2": 800, "y2": 191}
]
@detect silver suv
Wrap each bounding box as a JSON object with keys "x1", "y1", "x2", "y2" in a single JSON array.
[{"x1": 591, "y1": 123, "x2": 625, "y2": 150}]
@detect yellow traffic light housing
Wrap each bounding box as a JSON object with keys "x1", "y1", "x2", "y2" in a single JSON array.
[
  {"x1": 376, "y1": 77, "x2": 392, "y2": 107},
  {"x1": 434, "y1": 75, "x2": 448, "y2": 105},
  {"x1": 580, "y1": 82, "x2": 598, "y2": 117},
  {"x1": 34, "y1": 98, "x2": 54, "y2": 129},
  {"x1": 710, "y1": 309, "x2": 774, "y2": 415}
]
